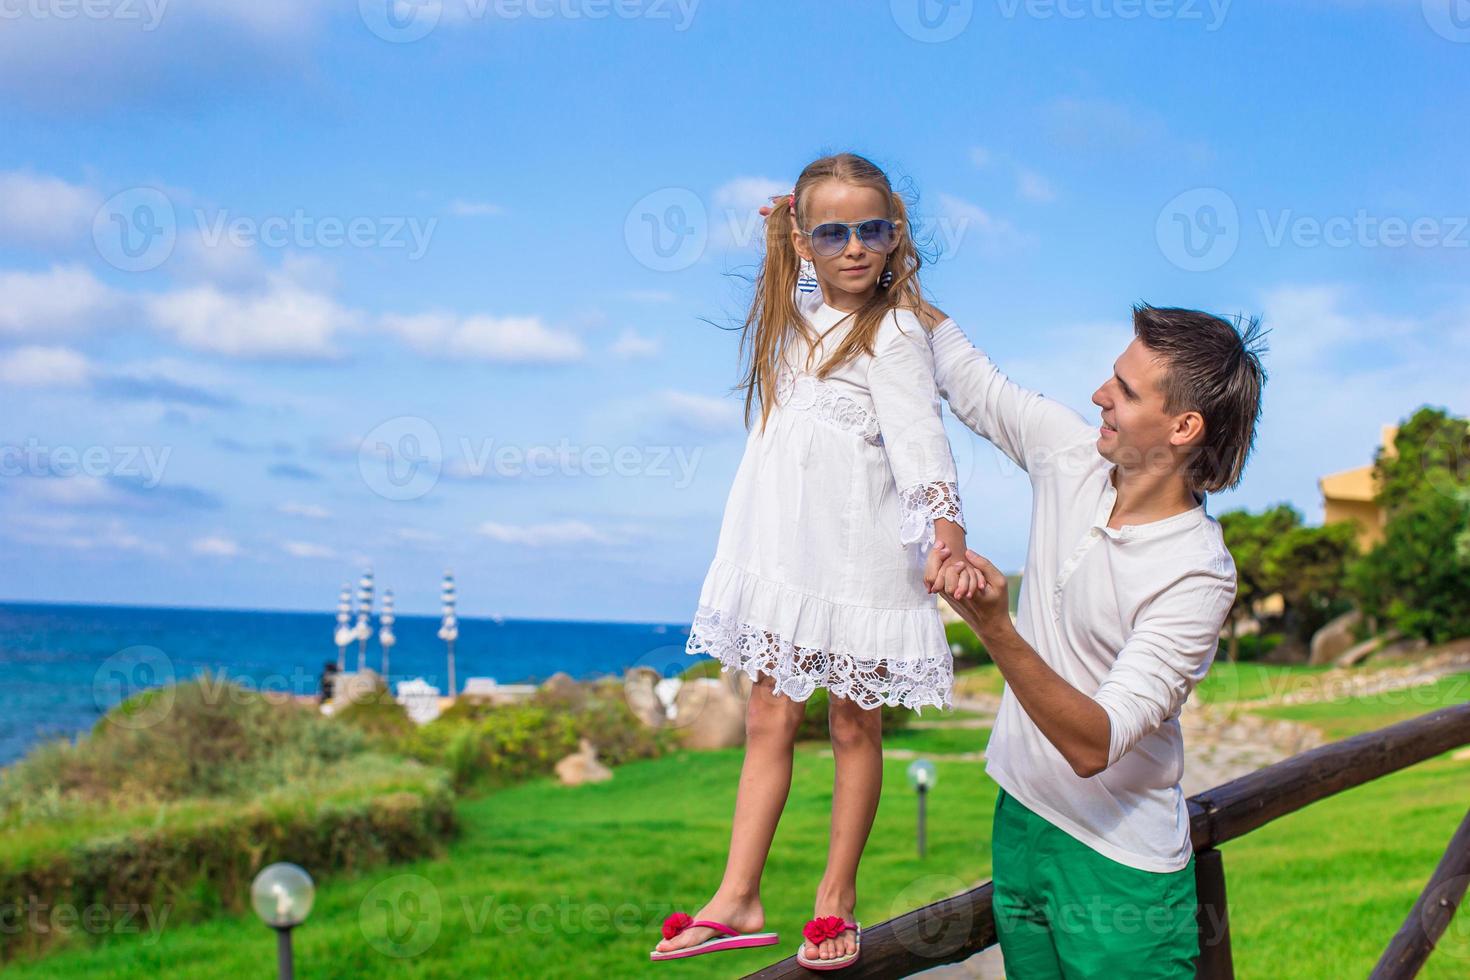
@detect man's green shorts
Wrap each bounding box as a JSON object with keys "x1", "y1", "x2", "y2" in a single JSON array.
[{"x1": 991, "y1": 786, "x2": 1200, "y2": 979}]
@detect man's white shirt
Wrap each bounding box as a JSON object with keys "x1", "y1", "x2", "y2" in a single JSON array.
[{"x1": 928, "y1": 316, "x2": 1236, "y2": 873}]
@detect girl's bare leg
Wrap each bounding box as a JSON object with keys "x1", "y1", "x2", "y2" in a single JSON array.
[
  {"x1": 805, "y1": 694, "x2": 883, "y2": 962},
  {"x1": 654, "y1": 674, "x2": 806, "y2": 953}
]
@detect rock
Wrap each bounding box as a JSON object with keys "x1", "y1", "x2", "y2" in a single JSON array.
[
  {"x1": 675, "y1": 675, "x2": 749, "y2": 750},
  {"x1": 332, "y1": 668, "x2": 384, "y2": 707},
  {"x1": 623, "y1": 667, "x2": 668, "y2": 729},
  {"x1": 555, "y1": 737, "x2": 612, "y2": 786},
  {"x1": 539, "y1": 671, "x2": 586, "y2": 709},
  {"x1": 1309, "y1": 610, "x2": 1362, "y2": 666},
  {"x1": 1335, "y1": 632, "x2": 1396, "y2": 668}
]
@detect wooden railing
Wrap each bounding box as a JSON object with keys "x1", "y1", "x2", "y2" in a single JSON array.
[{"x1": 745, "y1": 701, "x2": 1470, "y2": 979}]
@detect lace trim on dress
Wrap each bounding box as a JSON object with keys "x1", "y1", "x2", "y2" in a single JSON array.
[
  {"x1": 686, "y1": 606, "x2": 953, "y2": 712},
  {"x1": 898, "y1": 482, "x2": 965, "y2": 551},
  {"x1": 775, "y1": 370, "x2": 883, "y2": 446}
]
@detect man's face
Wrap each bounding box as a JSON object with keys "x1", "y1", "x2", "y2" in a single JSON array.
[{"x1": 1091, "y1": 338, "x2": 1190, "y2": 473}]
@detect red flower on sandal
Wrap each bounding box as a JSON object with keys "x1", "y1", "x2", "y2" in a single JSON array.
[
  {"x1": 803, "y1": 915, "x2": 850, "y2": 945},
  {"x1": 661, "y1": 912, "x2": 694, "y2": 941}
]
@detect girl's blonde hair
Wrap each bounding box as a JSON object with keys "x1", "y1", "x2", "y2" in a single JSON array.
[{"x1": 736, "y1": 153, "x2": 925, "y2": 432}]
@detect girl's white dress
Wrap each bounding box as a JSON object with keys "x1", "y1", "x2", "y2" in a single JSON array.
[{"x1": 685, "y1": 298, "x2": 964, "y2": 712}]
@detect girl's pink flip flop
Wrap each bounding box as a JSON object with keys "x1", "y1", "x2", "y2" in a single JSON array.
[
  {"x1": 796, "y1": 916, "x2": 862, "y2": 971},
  {"x1": 649, "y1": 913, "x2": 778, "y2": 961}
]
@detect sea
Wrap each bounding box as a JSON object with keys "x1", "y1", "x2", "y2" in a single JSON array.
[{"x1": 0, "y1": 601, "x2": 693, "y2": 768}]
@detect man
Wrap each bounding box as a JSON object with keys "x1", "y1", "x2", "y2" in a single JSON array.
[{"x1": 921, "y1": 303, "x2": 1266, "y2": 978}]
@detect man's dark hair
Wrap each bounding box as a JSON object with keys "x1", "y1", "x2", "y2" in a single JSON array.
[{"x1": 1132, "y1": 303, "x2": 1268, "y2": 494}]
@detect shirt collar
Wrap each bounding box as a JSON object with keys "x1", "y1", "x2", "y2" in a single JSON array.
[{"x1": 1093, "y1": 467, "x2": 1208, "y2": 540}]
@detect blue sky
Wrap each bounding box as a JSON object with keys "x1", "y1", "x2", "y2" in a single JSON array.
[{"x1": 1, "y1": 0, "x2": 1467, "y2": 622}]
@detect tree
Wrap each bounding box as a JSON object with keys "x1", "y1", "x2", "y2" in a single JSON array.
[
  {"x1": 1218, "y1": 504, "x2": 1298, "y2": 662},
  {"x1": 1350, "y1": 407, "x2": 1470, "y2": 643}
]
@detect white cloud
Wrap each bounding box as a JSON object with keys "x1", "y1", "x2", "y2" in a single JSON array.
[
  {"x1": 278, "y1": 501, "x2": 331, "y2": 519},
  {"x1": 1017, "y1": 169, "x2": 1057, "y2": 204},
  {"x1": 711, "y1": 176, "x2": 789, "y2": 252},
  {"x1": 1042, "y1": 96, "x2": 1212, "y2": 163},
  {"x1": 0, "y1": 345, "x2": 93, "y2": 387},
  {"x1": 448, "y1": 199, "x2": 504, "y2": 217},
  {"x1": 381, "y1": 311, "x2": 585, "y2": 364},
  {"x1": 191, "y1": 535, "x2": 240, "y2": 557},
  {"x1": 477, "y1": 520, "x2": 613, "y2": 546},
  {"x1": 610, "y1": 328, "x2": 660, "y2": 360},
  {"x1": 283, "y1": 540, "x2": 337, "y2": 559},
  {"x1": 52, "y1": 519, "x2": 160, "y2": 554},
  {"x1": 660, "y1": 389, "x2": 742, "y2": 433},
  {"x1": 934, "y1": 193, "x2": 1033, "y2": 257},
  {"x1": 1218, "y1": 284, "x2": 1465, "y2": 518},
  {"x1": 394, "y1": 527, "x2": 442, "y2": 543},
  {"x1": 0, "y1": 171, "x2": 100, "y2": 249},
  {"x1": 145, "y1": 273, "x2": 357, "y2": 359},
  {"x1": 0, "y1": 265, "x2": 118, "y2": 335}
]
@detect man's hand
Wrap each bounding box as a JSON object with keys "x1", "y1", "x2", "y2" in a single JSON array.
[
  {"x1": 931, "y1": 542, "x2": 1010, "y2": 639},
  {"x1": 926, "y1": 520, "x2": 980, "y2": 599}
]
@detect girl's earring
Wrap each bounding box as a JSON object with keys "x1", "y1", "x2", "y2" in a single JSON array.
[
  {"x1": 797, "y1": 258, "x2": 819, "y2": 294},
  {"x1": 878, "y1": 267, "x2": 894, "y2": 289}
]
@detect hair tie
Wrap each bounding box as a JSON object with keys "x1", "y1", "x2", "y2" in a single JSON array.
[{"x1": 787, "y1": 192, "x2": 797, "y2": 216}]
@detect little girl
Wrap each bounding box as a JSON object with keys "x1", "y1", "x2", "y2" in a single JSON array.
[{"x1": 651, "y1": 153, "x2": 977, "y2": 970}]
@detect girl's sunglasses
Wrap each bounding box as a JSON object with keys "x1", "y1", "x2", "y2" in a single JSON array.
[{"x1": 803, "y1": 218, "x2": 901, "y2": 257}]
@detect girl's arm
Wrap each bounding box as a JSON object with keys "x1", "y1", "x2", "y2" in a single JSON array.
[
  {"x1": 918, "y1": 304, "x2": 1095, "y2": 471},
  {"x1": 867, "y1": 310, "x2": 970, "y2": 570}
]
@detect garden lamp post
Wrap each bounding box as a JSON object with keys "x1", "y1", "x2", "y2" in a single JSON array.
[
  {"x1": 438, "y1": 570, "x2": 458, "y2": 697},
  {"x1": 379, "y1": 588, "x2": 396, "y2": 679},
  {"x1": 251, "y1": 862, "x2": 315, "y2": 980},
  {"x1": 333, "y1": 583, "x2": 354, "y2": 672},
  {"x1": 354, "y1": 568, "x2": 374, "y2": 672},
  {"x1": 907, "y1": 759, "x2": 937, "y2": 858}
]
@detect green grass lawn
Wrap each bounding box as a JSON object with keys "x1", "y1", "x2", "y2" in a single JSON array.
[
  {"x1": 7, "y1": 691, "x2": 1469, "y2": 978},
  {"x1": 1248, "y1": 672, "x2": 1470, "y2": 742}
]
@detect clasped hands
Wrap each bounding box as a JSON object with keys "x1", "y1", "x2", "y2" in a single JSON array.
[{"x1": 923, "y1": 539, "x2": 1011, "y2": 639}]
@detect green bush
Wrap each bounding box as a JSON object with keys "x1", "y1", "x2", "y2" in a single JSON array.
[
  {"x1": 945, "y1": 621, "x2": 991, "y2": 668},
  {"x1": 332, "y1": 686, "x2": 417, "y2": 745},
  {"x1": 0, "y1": 676, "x2": 365, "y2": 818},
  {"x1": 404, "y1": 680, "x2": 671, "y2": 793},
  {"x1": 0, "y1": 677, "x2": 456, "y2": 965},
  {"x1": 0, "y1": 776, "x2": 454, "y2": 965}
]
